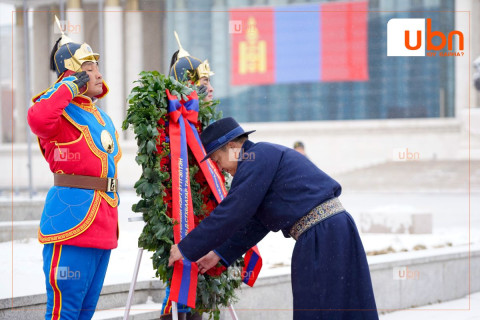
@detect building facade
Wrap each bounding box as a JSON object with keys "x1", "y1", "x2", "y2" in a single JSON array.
[{"x1": 1, "y1": 0, "x2": 479, "y2": 192}]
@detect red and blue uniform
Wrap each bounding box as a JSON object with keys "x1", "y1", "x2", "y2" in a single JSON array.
[{"x1": 27, "y1": 74, "x2": 121, "y2": 320}]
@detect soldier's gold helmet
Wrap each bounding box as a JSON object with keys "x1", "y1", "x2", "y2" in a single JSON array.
[
  {"x1": 169, "y1": 31, "x2": 214, "y2": 84},
  {"x1": 50, "y1": 34, "x2": 100, "y2": 77},
  {"x1": 42, "y1": 16, "x2": 108, "y2": 100}
]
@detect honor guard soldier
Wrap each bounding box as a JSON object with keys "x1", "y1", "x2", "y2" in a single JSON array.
[
  {"x1": 169, "y1": 31, "x2": 215, "y2": 102},
  {"x1": 27, "y1": 22, "x2": 121, "y2": 320}
]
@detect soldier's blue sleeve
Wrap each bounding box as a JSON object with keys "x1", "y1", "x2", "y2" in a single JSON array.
[
  {"x1": 178, "y1": 145, "x2": 281, "y2": 262},
  {"x1": 214, "y1": 216, "x2": 269, "y2": 266}
]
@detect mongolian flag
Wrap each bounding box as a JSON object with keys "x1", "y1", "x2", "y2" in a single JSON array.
[
  {"x1": 242, "y1": 245, "x2": 262, "y2": 287},
  {"x1": 230, "y1": 1, "x2": 368, "y2": 85},
  {"x1": 166, "y1": 89, "x2": 263, "y2": 307}
]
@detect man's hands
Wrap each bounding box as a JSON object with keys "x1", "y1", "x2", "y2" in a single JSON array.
[
  {"x1": 168, "y1": 246, "x2": 221, "y2": 274},
  {"x1": 197, "y1": 251, "x2": 221, "y2": 274},
  {"x1": 71, "y1": 71, "x2": 90, "y2": 90},
  {"x1": 168, "y1": 244, "x2": 183, "y2": 267}
]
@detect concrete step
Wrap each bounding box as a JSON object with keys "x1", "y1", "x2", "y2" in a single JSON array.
[
  {"x1": 92, "y1": 300, "x2": 163, "y2": 320},
  {"x1": 0, "y1": 200, "x2": 43, "y2": 222},
  {"x1": 93, "y1": 303, "x2": 235, "y2": 320},
  {"x1": 0, "y1": 280, "x2": 165, "y2": 320},
  {"x1": 2, "y1": 246, "x2": 480, "y2": 320},
  {"x1": 0, "y1": 220, "x2": 38, "y2": 242}
]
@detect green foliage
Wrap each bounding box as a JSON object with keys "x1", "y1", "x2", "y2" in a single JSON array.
[{"x1": 123, "y1": 72, "x2": 240, "y2": 318}]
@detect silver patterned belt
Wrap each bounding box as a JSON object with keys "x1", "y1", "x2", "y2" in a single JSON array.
[{"x1": 289, "y1": 198, "x2": 345, "y2": 240}]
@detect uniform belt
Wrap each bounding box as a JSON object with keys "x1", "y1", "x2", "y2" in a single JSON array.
[
  {"x1": 289, "y1": 197, "x2": 345, "y2": 240},
  {"x1": 54, "y1": 173, "x2": 118, "y2": 193}
]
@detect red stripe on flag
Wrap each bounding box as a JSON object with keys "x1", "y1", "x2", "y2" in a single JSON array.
[
  {"x1": 321, "y1": 1, "x2": 368, "y2": 81},
  {"x1": 169, "y1": 260, "x2": 184, "y2": 304},
  {"x1": 230, "y1": 8, "x2": 276, "y2": 85},
  {"x1": 187, "y1": 262, "x2": 199, "y2": 307}
]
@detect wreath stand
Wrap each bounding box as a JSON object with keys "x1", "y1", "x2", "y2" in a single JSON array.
[{"x1": 123, "y1": 216, "x2": 239, "y2": 320}]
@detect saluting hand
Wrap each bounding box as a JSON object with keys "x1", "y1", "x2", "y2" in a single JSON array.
[
  {"x1": 71, "y1": 71, "x2": 90, "y2": 90},
  {"x1": 168, "y1": 244, "x2": 183, "y2": 267},
  {"x1": 196, "y1": 85, "x2": 207, "y2": 97},
  {"x1": 197, "y1": 251, "x2": 221, "y2": 274}
]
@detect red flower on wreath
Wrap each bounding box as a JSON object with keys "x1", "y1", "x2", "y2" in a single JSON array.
[
  {"x1": 194, "y1": 169, "x2": 207, "y2": 185},
  {"x1": 163, "y1": 187, "x2": 173, "y2": 218},
  {"x1": 206, "y1": 265, "x2": 227, "y2": 277}
]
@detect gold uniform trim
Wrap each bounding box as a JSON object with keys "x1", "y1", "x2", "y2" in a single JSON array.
[
  {"x1": 70, "y1": 101, "x2": 106, "y2": 126},
  {"x1": 61, "y1": 110, "x2": 119, "y2": 207}
]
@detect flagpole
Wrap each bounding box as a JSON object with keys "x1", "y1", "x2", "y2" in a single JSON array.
[
  {"x1": 172, "y1": 301, "x2": 179, "y2": 320},
  {"x1": 228, "y1": 305, "x2": 239, "y2": 320},
  {"x1": 123, "y1": 216, "x2": 145, "y2": 320},
  {"x1": 123, "y1": 248, "x2": 143, "y2": 320}
]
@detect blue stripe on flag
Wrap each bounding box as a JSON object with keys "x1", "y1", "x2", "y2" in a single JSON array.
[
  {"x1": 243, "y1": 252, "x2": 259, "y2": 283},
  {"x1": 274, "y1": 5, "x2": 321, "y2": 83},
  {"x1": 178, "y1": 260, "x2": 192, "y2": 304}
]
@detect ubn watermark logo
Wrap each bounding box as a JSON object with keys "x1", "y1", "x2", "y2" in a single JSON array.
[
  {"x1": 55, "y1": 267, "x2": 81, "y2": 280},
  {"x1": 392, "y1": 147, "x2": 420, "y2": 161},
  {"x1": 393, "y1": 266, "x2": 420, "y2": 280},
  {"x1": 53, "y1": 20, "x2": 82, "y2": 35},
  {"x1": 227, "y1": 267, "x2": 255, "y2": 281},
  {"x1": 387, "y1": 18, "x2": 464, "y2": 57},
  {"x1": 228, "y1": 148, "x2": 255, "y2": 162},
  {"x1": 228, "y1": 19, "x2": 258, "y2": 34},
  {"x1": 54, "y1": 148, "x2": 81, "y2": 162},
  {"x1": 229, "y1": 20, "x2": 243, "y2": 34}
]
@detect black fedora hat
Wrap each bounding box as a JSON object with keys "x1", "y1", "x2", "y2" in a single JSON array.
[{"x1": 201, "y1": 117, "x2": 255, "y2": 162}]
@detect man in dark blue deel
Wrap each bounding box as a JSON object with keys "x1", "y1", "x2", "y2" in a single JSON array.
[{"x1": 169, "y1": 117, "x2": 378, "y2": 320}]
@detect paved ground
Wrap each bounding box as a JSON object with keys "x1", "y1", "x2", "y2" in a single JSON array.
[
  {"x1": 335, "y1": 160, "x2": 480, "y2": 192},
  {"x1": 379, "y1": 291, "x2": 480, "y2": 320},
  {"x1": 91, "y1": 292, "x2": 480, "y2": 320}
]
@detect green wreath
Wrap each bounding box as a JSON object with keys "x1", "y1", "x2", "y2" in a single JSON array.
[{"x1": 122, "y1": 71, "x2": 243, "y2": 319}]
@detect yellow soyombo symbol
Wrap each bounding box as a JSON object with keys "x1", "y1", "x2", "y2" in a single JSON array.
[
  {"x1": 238, "y1": 17, "x2": 267, "y2": 75},
  {"x1": 101, "y1": 130, "x2": 114, "y2": 153}
]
